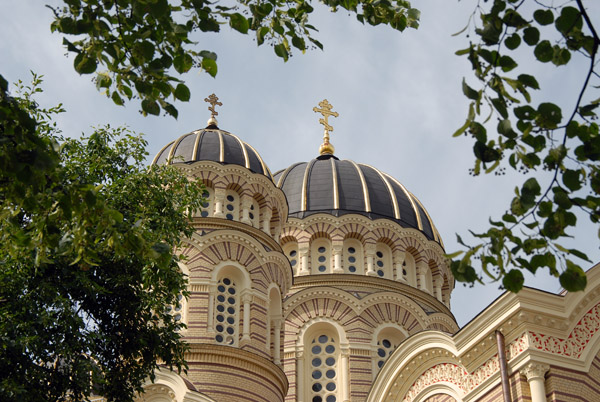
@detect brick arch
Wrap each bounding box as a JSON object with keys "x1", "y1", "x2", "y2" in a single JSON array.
[
  {"x1": 280, "y1": 225, "x2": 304, "y2": 242},
  {"x1": 371, "y1": 227, "x2": 401, "y2": 248},
  {"x1": 305, "y1": 222, "x2": 336, "y2": 242},
  {"x1": 337, "y1": 222, "x2": 370, "y2": 242},
  {"x1": 360, "y1": 302, "x2": 424, "y2": 335},
  {"x1": 400, "y1": 239, "x2": 427, "y2": 264}
]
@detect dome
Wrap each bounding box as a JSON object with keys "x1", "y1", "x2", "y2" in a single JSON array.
[
  {"x1": 274, "y1": 154, "x2": 443, "y2": 246},
  {"x1": 152, "y1": 128, "x2": 273, "y2": 180}
]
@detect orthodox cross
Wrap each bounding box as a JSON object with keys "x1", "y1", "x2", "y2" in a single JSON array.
[
  {"x1": 204, "y1": 93, "x2": 222, "y2": 127},
  {"x1": 313, "y1": 99, "x2": 339, "y2": 155},
  {"x1": 204, "y1": 93, "x2": 222, "y2": 118}
]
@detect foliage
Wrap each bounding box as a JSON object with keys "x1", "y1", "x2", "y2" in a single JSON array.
[
  {"x1": 47, "y1": 0, "x2": 420, "y2": 117},
  {"x1": 0, "y1": 74, "x2": 204, "y2": 402},
  {"x1": 450, "y1": 0, "x2": 600, "y2": 292}
]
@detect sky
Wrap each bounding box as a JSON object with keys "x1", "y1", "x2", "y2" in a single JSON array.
[{"x1": 1, "y1": 1, "x2": 599, "y2": 327}]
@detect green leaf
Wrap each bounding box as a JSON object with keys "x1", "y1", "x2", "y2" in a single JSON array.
[
  {"x1": 552, "y1": 47, "x2": 571, "y2": 66},
  {"x1": 555, "y1": 6, "x2": 582, "y2": 36},
  {"x1": 274, "y1": 43, "x2": 288, "y2": 61},
  {"x1": 174, "y1": 84, "x2": 191, "y2": 102},
  {"x1": 563, "y1": 169, "x2": 582, "y2": 191},
  {"x1": 553, "y1": 188, "x2": 572, "y2": 209},
  {"x1": 518, "y1": 74, "x2": 539, "y2": 90},
  {"x1": 559, "y1": 260, "x2": 587, "y2": 291},
  {"x1": 173, "y1": 54, "x2": 193, "y2": 74},
  {"x1": 499, "y1": 55, "x2": 517, "y2": 72},
  {"x1": 201, "y1": 58, "x2": 218, "y2": 77},
  {"x1": 536, "y1": 102, "x2": 562, "y2": 128},
  {"x1": 74, "y1": 53, "x2": 97, "y2": 74},
  {"x1": 142, "y1": 99, "x2": 160, "y2": 115},
  {"x1": 504, "y1": 34, "x2": 521, "y2": 50},
  {"x1": 534, "y1": 40, "x2": 553, "y2": 62},
  {"x1": 523, "y1": 27, "x2": 540, "y2": 46},
  {"x1": 462, "y1": 79, "x2": 479, "y2": 101},
  {"x1": 503, "y1": 269, "x2": 524, "y2": 292},
  {"x1": 257, "y1": 27, "x2": 269, "y2": 45},
  {"x1": 229, "y1": 13, "x2": 249, "y2": 34},
  {"x1": 111, "y1": 91, "x2": 124, "y2": 106},
  {"x1": 533, "y1": 9, "x2": 554, "y2": 26}
]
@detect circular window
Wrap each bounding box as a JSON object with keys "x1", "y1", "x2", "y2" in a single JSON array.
[
  {"x1": 377, "y1": 270, "x2": 384, "y2": 277},
  {"x1": 227, "y1": 306, "x2": 235, "y2": 314},
  {"x1": 216, "y1": 315, "x2": 224, "y2": 322},
  {"x1": 226, "y1": 213, "x2": 234, "y2": 220},
  {"x1": 325, "y1": 370, "x2": 335, "y2": 379},
  {"x1": 217, "y1": 285, "x2": 225, "y2": 292},
  {"x1": 227, "y1": 195, "x2": 234, "y2": 202},
  {"x1": 228, "y1": 287, "x2": 236, "y2": 294},
  {"x1": 226, "y1": 204, "x2": 234, "y2": 211},
  {"x1": 319, "y1": 335, "x2": 328, "y2": 343},
  {"x1": 325, "y1": 345, "x2": 335, "y2": 353},
  {"x1": 318, "y1": 256, "x2": 326, "y2": 263},
  {"x1": 377, "y1": 260, "x2": 384, "y2": 267},
  {"x1": 326, "y1": 382, "x2": 336, "y2": 391},
  {"x1": 382, "y1": 339, "x2": 391, "y2": 348},
  {"x1": 376, "y1": 251, "x2": 383, "y2": 258},
  {"x1": 312, "y1": 383, "x2": 322, "y2": 392},
  {"x1": 223, "y1": 278, "x2": 231, "y2": 285},
  {"x1": 348, "y1": 247, "x2": 355, "y2": 254},
  {"x1": 318, "y1": 265, "x2": 326, "y2": 272},
  {"x1": 377, "y1": 348, "x2": 386, "y2": 357},
  {"x1": 348, "y1": 256, "x2": 356, "y2": 263},
  {"x1": 249, "y1": 212, "x2": 254, "y2": 219},
  {"x1": 217, "y1": 295, "x2": 225, "y2": 302},
  {"x1": 349, "y1": 266, "x2": 356, "y2": 272},
  {"x1": 290, "y1": 250, "x2": 297, "y2": 257},
  {"x1": 216, "y1": 324, "x2": 223, "y2": 332},
  {"x1": 325, "y1": 357, "x2": 335, "y2": 366},
  {"x1": 326, "y1": 396, "x2": 336, "y2": 402},
  {"x1": 312, "y1": 345, "x2": 322, "y2": 354},
  {"x1": 226, "y1": 327, "x2": 234, "y2": 334},
  {"x1": 312, "y1": 358, "x2": 322, "y2": 367},
  {"x1": 215, "y1": 334, "x2": 223, "y2": 343},
  {"x1": 201, "y1": 210, "x2": 209, "y2": 217},
  {"x1": 291, "y1": 259, "x2": 297, "y2": 266},
  {"x1": 312, "y1": 370, "x2": 322, "y2": 379},
  {"x1": 318, "y1": 246, "x2": 326, "y2": 253},
  {"x1": 312, "y1": 397, "x2": 323, "y2": 402},
  {"x1": 228, "y1": 297, "x2": 235, "y2": 304},
  {"x1": 217, "y1": 305, "x2": 224, "y2": 312},
  {"x1": 403, "y1": 269, "x2": 407, "y2": 276}
]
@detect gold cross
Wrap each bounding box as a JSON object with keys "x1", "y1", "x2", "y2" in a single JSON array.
[
  {"x1": 204, "y1": 93, "x2": 222, "y2": 118},
  {"x1": 313, "y1": 99, "x2": 339, "y2": 133}
]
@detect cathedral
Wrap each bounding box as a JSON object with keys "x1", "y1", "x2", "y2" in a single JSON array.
[{"x1": 137, "y1": 96, "x2": 600, "y2": 402}]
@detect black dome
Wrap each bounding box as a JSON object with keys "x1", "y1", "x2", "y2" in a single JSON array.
[
  {"x1": 274, "y1": 154, "x2": 443, "y2": 246},
  {"x1": 152, "y1": 128, "x2": 273, "y2": 180}
]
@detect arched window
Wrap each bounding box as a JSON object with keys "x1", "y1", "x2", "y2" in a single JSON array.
[
  {"x1": 214, "y1": 277, "x2": 238, "y2": 345},
  {"x1": 343, "y1": 239, "x2": 363, "y2": 274},
  {"x1": 199, "y1": 186, "x2": 214, "y2": 218},
  {"x1": 165, "y1": 293, "x2": 185, "y2": 324},
  {"x1": 403, "y1": 251, "x2": 417, "y2": 287},
  {"x1": 375, "y1": 243, "x2": 392, "y2": 279},
  {"x1": 267, "y1": 285, "x2": 283, "y2": 363},
  {"x1": 249, "y1": 198, "x2": 260, "y2": 228},
  {"x1": 373, "y1": 326, "x2": 405, "y2": 376},
  {"x1": 311, "y1": 239, "x2": 332, "y2": 274},
  {"x1": 308, "y1": 332, "x2": 339, "y2": 402},
  {"x1": 283, "y1": 242, "x2": 299, "y2": 275},
  {"x1": 224, "y1": 190, "x2": 239, "y2": 221}
]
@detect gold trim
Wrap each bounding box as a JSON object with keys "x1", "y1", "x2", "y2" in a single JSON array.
[
  {"x1": 301, "y1": 160, "x2": 316, "y2": 212},
  {"x1": 348, "y1": 160, "x2": 370, "y2": 212},
  {"x1": 331, "y1": 158, "x2": 339, "y2": 210},
  {"x1": 411, "y1": 193, "x2": 444, "y2": 246},
  {"x1": 192, "y1": 130, "x2": 203, "y2": 160},
  {"x1": 217, "y1": 130, "x2": 224, "y2": 162},
  {"x1": 363, "y1": 163, "x2": 400, "y2": 220},
  {"x1": 152, "y1": 140, "x2": 174, "y2": 165},
  {"x1": 276, "y1": 162, "x2": 303, "y2": 188},
  {"x1": 244, "y1": 142, "x2": 273, "y2": 181},
  {"x1": 385, "y1": 174, "x2": 422, "y2": 230},
  {"x1": 167, "y1": 134, "x2": 188, "y2": 164},
  {"x1": 230, "y1": 132, "x2": 250, "y2": 169},
  {"x1": 313, "y1": 99, "x2": 339, "y2": 156}
]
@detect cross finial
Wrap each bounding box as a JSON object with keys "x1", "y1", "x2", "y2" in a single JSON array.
[
  {"x1": 204, "y1": 93, "x2": 222, "y2": 127},
  {"x1": 313, "y1": 99, "x2": 339, "y2": 155}
]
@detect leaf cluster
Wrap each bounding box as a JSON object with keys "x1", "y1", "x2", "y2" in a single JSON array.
[
  {"x1": 48, "y1": 0, "x2": 420, "y2": 117},
  {"x1": 0, "y1": 75, "x2": 204, "y2": 402},
  {"x1": 451, "y1": 0, "x2": 600, "y2": 292}
]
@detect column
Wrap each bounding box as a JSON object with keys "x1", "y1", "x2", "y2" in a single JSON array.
[
  {"x1": 340, "y1": 348, "x2": 350, "y2": 402},
  {"x1": 299, "y1": 244, "x2": 310, "y2": 275},
  {"x1": 297, "y1": 350, "x2": 305, "y2": 402},
  {"x1": 332, "y1": 243, "x2": 344, "y2": 273},
  {"x1": 522, "y1": 362, "x2": 550, "y2": 402},
  {"x1": 417, "y1": 262, "x2": 430, "y2": 293},
  {"x1": 213, "y1": 188, "x2": 226, "y2": 218},
  {"x1": 240, "y1": 196, "x2": 253, "y2": 226},
  {"x1": 241, "y1": 291, "x2": 252, "y2": 342},
  {"x1": 434, "y1": 278, "x2": 443, "y2": 302},
  {"x1": 262, "y1": 208, "x2": 272, "y2": 236},
  {"x1": 273, "y1": 318, "x2": 282, "y2": 365},
  {"x1": 365, "y1": 245, "x2": 376, "y2": 276},
  {"x1": 207, "y1": 282, "x2": 216, "y2": 333},
  {"x1": 393, "y1": 251, "x2": 406, "y2": 282}
]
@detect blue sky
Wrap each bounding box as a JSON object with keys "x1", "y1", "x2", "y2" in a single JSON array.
[{"x1": 2, "y1": 1, "x2": 599, "y2": 326}]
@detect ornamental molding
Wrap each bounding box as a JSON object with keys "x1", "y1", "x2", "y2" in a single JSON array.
[
  {"x1": 178, "y1": 160, "x2": 288, "y2": 213},
  {"x1": 528, "y1": 300, "x2": 600, "y2": 359},
  {"x1": 283, "y1": 287, "x2": 360, "y2": 316},
  {"x1": 138, "y1": 384, "x2": 176, "y2": 402},
  {"x1": 521, "y1": 362, "x2": 550, "y2": 381}
]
